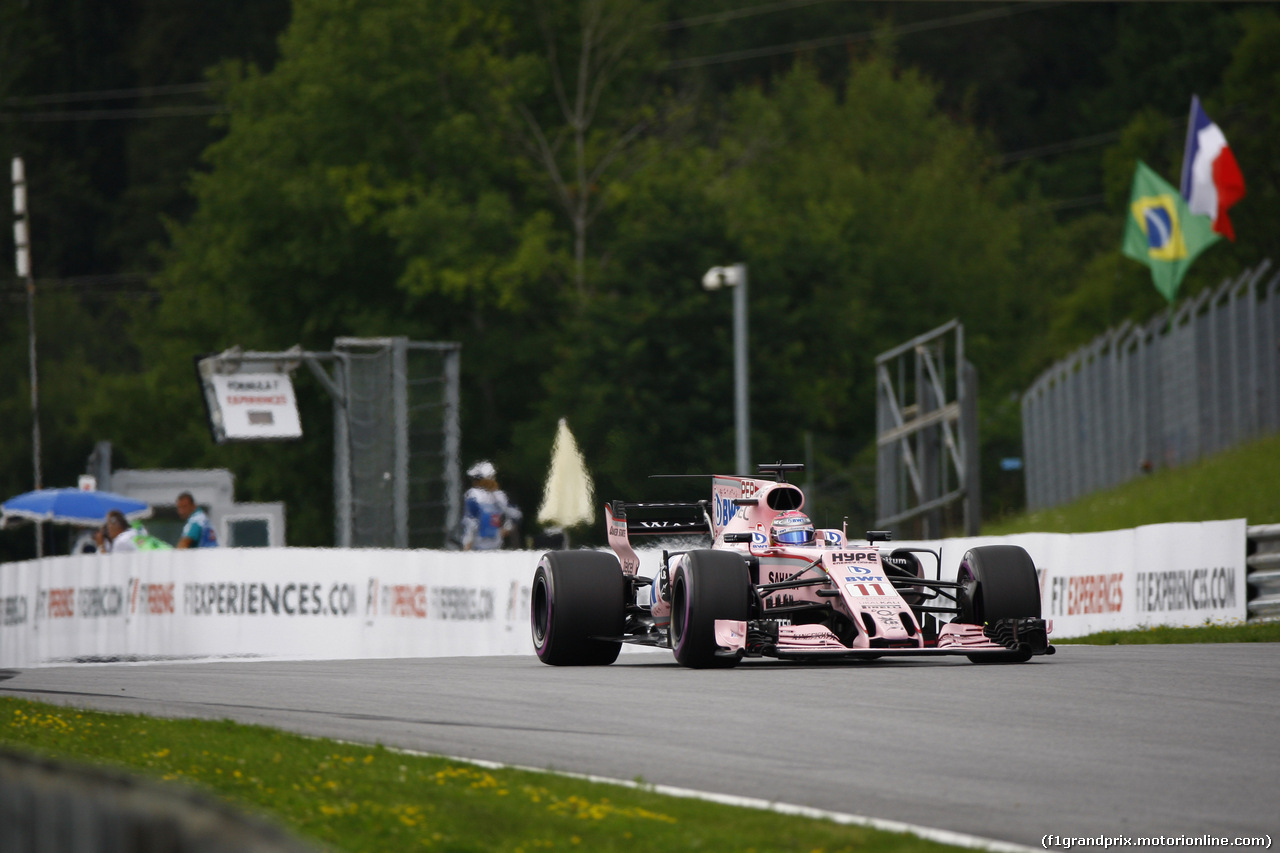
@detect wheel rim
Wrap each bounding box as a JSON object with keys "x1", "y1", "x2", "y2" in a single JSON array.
[
  {"x1": 957, "y1": 565, "x2": 978, "y2": 623},
  {"x1": 670, "y1": 573, "x2": 688, "y2": 650},
  {"x1": 531, "y1": 574, "x2": 551, "y2": 648}
]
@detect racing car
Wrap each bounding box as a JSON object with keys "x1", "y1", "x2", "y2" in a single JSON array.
[{"x1": 531, "y1": 463, "x2": 1053, "y2": 668}]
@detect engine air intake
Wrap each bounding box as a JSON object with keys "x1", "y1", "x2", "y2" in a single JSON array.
[{"x1": 765, "y1": 485, "x2": 804, "y2": 511}]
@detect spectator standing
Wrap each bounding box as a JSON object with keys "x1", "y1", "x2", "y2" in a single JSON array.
[
  {"x1": 176, "y1": 492, "x2": 219, "y2": 548},
  {"x1": 105, "y1": 510, "x2": 140, "y2": 553},
  {"x1": 461, "y1": 461, "x2": 522, "y2": 551}
]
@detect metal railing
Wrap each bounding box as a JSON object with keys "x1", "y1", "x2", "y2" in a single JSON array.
[
  {"x1": 1248, "y1": 523, "x2": 1280, "y2": 621},
  {"x1": 1022, "y1": 260, "x2": 1280, "y2": 511}
]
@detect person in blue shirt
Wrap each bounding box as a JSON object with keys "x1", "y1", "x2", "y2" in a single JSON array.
[
  {"x1": 461, "y1": 461, "x2": 522, "y2": 550},
  {"x1": 176, "y1": 491, "x2": 219, "y2": 548}
]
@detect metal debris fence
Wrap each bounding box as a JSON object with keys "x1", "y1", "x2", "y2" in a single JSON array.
[
  {"x1": 334, "y1": 338, "x2": 461, "y2": 550},
  {"x1": 1021, "y1": 260, "x2": 1280, "y2": 511}
]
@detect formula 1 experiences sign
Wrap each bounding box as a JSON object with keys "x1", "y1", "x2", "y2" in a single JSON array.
[
  {"x1": 205, "y1": 372, "x2": 303, "y2": 441},
  {"x1": 0, "y1": 548, "x2": 537, "y2": 668},
  {"x1": 897, "y1": 518, "x2": 1247, "y2": 638}
]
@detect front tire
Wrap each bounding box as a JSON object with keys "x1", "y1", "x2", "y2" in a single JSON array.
[
  {"x1": 955, "y1": 545, "x2": 1041, "y2": 663},
  {"x1": 670, "y1": 550, "x2": 751, "y2": 669},
  {"x1": 531, "y1": 551, "x2": 625, "y2": 666}
]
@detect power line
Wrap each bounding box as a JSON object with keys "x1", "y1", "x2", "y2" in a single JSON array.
[
  {"x1": 656, "y1": 0, "x2": 853, "y2": 32},
  {"x1": 3, "y1": 82, "x2": 214, "y2": 106},
  {"x1": 3, "y1": 272, "x2": 152, "y2": 288},
  {"x1": 0, "y1": 105, "x2": 225, "y2": 123},
  {"x1": 1045, "y1": 194, "x2": 1106, "y2": 212},
  {"x1": 999, "y1": 104, "x2": 1243, "y2": 168},
  {"x1": 1, "y1": 273, "x2": 158, "y2": 302},
  {"x1": 0, "y1": 82, "x2": 220, "y2": 122},
  {"x1": 998, "y1": 129, "x2": 1124, "y2": 166},
  {"x1": 663, "y1": 2, "x2": 1060, "y2": 70}
]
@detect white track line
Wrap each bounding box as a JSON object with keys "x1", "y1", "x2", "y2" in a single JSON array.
[{"x1": 395, "y1": 747, "x2": 1039, "y2": 853}]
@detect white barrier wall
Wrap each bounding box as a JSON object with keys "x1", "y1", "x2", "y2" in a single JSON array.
[
  {"x1": 894, "y1": 518, "x2": 1247, "y2": 638},
  {"x1": 0, "y1": 548, "x2": 538, "y2": 669},
  {"x1": 0, "y1": 519, "x2": 1248, "y2": 668}
]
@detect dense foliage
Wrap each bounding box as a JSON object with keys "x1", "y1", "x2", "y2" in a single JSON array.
[{"x1": 2, "y1": 2, "x2": 1276, "y2": 555}]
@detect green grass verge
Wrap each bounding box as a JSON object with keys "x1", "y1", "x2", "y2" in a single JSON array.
[
  {"x1": 1057, "y1": 620, "x2": 1280, "y2": 645},
  {"x1": 985, "y1": 431, "x2": 1280, "y2": 535},
  {"x1": 0, "y1": 696, "x2": 966, "y2": 853}
]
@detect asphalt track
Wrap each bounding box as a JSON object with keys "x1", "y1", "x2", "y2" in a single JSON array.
[{"x1": 2, "y1": 645, "x2": 1278, "y2": 850}]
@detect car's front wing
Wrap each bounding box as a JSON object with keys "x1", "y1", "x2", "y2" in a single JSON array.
[{"x1": 711, "y1": 617, "x2": 1055, "y2": 660}]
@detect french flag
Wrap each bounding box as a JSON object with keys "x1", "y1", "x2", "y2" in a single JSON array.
[{"x1": 1180, "y1": 95, "x2": 1246, "y2": 241}]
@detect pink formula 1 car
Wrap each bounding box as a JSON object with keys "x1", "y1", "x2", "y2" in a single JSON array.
[{"x1": 531, "y1": 463, "x2": 1054, "y2": 668}]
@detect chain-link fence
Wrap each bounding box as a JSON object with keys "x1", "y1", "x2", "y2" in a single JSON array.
[
  {"x1": 334, "y1": 338, "x2": 460, "y2": 549},
  {"x1": 1022, "y1": 260, "x2": 1280, "y2": 511}
]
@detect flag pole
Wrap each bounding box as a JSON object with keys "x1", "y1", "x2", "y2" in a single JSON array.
[{"x1": 1179, "y1": 94, "x2": 1199, "y2": 198}]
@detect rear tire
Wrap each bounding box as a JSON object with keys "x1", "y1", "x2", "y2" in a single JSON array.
[
  {"x1": 531, "y1": 551, "x2": 625, "y2": 666},
  {"x1": 955, "y1": 545, "x2": 1040, "y2": 663},
  {"x1": 670, "y1": 550, "x2": 751, "y2": 669}
]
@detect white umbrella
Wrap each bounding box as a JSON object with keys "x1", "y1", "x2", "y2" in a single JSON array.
[{"x1": 537, "y1": 419, "x2": 595, "y2": 535}]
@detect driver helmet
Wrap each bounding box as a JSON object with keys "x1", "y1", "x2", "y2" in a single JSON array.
[{"x1": 771, "y1": 510, "x2": 816, "y2": 546}]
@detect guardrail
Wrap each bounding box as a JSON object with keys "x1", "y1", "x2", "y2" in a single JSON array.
[{"x1": 1247, "y1": 523, "x2": 1280, "y2": 620}]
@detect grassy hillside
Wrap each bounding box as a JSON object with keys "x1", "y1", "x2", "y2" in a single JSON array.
[
  {"x1": 986, "y1": 431, "x2": 1280, "y2": 535},
  {"x1": 1058, "y1": 621, "x2": 1280, "y2": 644}
]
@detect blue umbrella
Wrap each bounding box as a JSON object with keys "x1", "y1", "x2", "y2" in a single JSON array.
[{"x1": 1, "y1": 488, "x2": 152, "y2": 528}]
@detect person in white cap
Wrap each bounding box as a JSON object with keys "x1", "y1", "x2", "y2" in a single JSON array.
[{"x1": 462, "y1": 461, "x2": 522, "y2": 550}]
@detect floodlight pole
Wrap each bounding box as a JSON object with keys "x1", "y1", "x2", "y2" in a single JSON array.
[
  {"x1": 13, "y1": 157, "x2": 43, "y2": 557},
  {"x1": 731, "y1": 264, "x2": 749, "y2": 477},
  {"x1": 703, "y1": 263, "x2": 750, "y2": 476}
]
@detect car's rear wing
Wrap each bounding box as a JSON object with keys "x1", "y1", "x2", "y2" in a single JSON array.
[
  {"x1": 606, "y1": 500, "x2": 713, "y2": 576},
  {"x1": 609, "y1": 501, "x2": 712, "y2": 535}
]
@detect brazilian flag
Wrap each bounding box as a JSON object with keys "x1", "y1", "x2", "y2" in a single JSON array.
[{"x1": 1122, "y1": 160, "x2": 1220, "y2": 304}]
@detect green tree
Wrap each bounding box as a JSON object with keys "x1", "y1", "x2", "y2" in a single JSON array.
[
  {"x1": 524, "y1": 56, "x2": 1066, "y2": 532},
  {"x1": 89, "y1": 0, "x2": 570, "y2": 542},
  {"x1": 493, "y1": 0, "x2": 668, "y2": 298}
]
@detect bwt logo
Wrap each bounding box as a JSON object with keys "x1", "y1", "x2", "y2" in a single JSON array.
[{"x1": 713, "y1": 493, "x2": 739, "y2": 528}]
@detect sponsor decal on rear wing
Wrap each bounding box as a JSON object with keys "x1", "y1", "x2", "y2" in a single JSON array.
[{"x1": 606, "y1": 500, "x2": 713, "y2": 576}]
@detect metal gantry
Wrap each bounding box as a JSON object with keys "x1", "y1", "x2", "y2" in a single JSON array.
[
  {"x1": 198, "y1": 337, "x2": 461, "y2": 549},
  {"x1": 875, "y1": 320, "x2": 980, "y2": 537}
]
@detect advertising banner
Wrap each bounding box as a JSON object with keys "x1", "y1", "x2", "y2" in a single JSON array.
[
  {"x1": 0, "y1": 519, "x2": 1248, "y2": 667},
  {"x1": 0, "y1": 549, "x2": 538, "y2": 668},
  {"x1": 202, "y1": 371, "x2": 303, "y2": 442},
  {"x1": 897, "y1": 518, "x2": 1247, "y2": 638}
]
